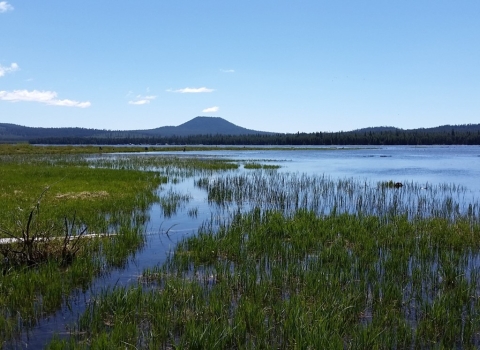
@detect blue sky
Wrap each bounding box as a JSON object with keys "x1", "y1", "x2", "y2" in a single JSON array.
[{"x1": 1, "y1": 1, "x2": 479, "y2": 133}]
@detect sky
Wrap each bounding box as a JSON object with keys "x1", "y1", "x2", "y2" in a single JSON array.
[{"x1": 0, "y1": 1, "x2": 479, "y2": 133}]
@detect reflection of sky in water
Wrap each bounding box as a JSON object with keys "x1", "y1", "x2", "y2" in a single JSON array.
[
  {"x1": 273, "y1": 146, "x2": 479, "y2": 193},
  {"x1": 142, "y1": 146, "x2": 480, "y2": 192},
  {"x1": 152, "y1": 145, "x2": 480, "y2": 192}
]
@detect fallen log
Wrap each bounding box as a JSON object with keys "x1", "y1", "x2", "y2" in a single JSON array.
[{"x1": 0, "y1": 233, "x2": 116, "y2": 245}]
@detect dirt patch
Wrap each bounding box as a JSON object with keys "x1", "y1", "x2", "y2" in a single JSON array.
[{"x1": 55, "y1": 191, "x2": 109, "y2": 200}]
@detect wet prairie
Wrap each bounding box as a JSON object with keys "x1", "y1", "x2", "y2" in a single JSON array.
[{"x1": 2, "y1": 145, "x2": 480, "y2": 348}]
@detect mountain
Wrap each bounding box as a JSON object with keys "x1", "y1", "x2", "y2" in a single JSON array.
[
  {"x1": 0, "y1": 123, "x2": 107, "y2": 142},
  {"x1": 137, "y1": 116, "x2": 271, "y2": 137},
  {"x1": 2, "y1": 118, "x2": 480, "y2": 145},
  {"x1": 0, "y1": 117, "x2": 271, "y2": 142}
]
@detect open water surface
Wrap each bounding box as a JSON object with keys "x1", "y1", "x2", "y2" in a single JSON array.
[{"x1": 11, "y1": 145, "x2": 480, "y2": 348}]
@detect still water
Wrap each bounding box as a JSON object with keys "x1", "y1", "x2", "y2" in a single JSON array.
[
  {"x1": 151, "y1": 145, "x2": 480, "y2": 192},
  {"x1": 14, "y1": 145, "x2": 480, "y2": 348}
]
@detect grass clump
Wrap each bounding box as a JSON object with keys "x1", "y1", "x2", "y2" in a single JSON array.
[
  {"x1": 244, "y1": 162, "x2": 280, "y2": 170},
  {"x1": 159, "y1": 189, "x2": 192, "y2": 218}
]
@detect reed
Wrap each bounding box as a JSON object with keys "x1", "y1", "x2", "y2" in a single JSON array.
[
  {"x1": 195, "y1": 171, "x2": 479, "y2": 221},
  {"x1": 159, "y1": 189, "x2": 192, "y2": 218},
  {"x1": 56, "y1": 172, "x2": 480, "y2": 348}
]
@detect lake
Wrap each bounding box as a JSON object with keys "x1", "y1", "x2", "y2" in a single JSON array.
[
  {"x1": 14, "y1": 145, "x2": 480, "y2": 348},
  {"x1": 147, "y1": 145, "x2": 480, "y2": 191}
]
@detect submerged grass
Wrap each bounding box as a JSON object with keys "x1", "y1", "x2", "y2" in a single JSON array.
[
  {"x1": 56, "y1": 209, "x2": 480, "y2": 349},
  {"x1": 159, "y1": 189, "x2": 192, "y2": 218},
  {"x1": 51, "y1": 170, "x2": 480, "y2": 349},
  {"x1": 195, "y1": 171, "x2": 479, "y2": 221},
  {"x1": 4, "y1": 148, "x2": 478, "y2": 348}
]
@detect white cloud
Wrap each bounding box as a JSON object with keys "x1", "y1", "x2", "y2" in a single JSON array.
[
  {"x1": 129, "y1": 100, "x2": 150, "y2": 105},
  {"x1": 0, "y1": 62, "x2": 19, "y2": 77},
  {"x1": 53, "y1": 99, "x2": 91, "y2": 108},
  {"x1": 202, "y1": 106, "x2": 219, "y2": 113},
  {"x1": 220, "y1": 69, "x2": 235, "y2": 73},
  {"x1": 168, "y1": 87, "x2": 214, "y2": 93},
  {"x1": 0, "y1": 89, "x2": 91, "y2": 108},
  {"x1": 0, "y1": 1, "x2": 13, "y2": 13},
  {"x1": 128, "y1": 94, "x2": 156, "y2": 105}
]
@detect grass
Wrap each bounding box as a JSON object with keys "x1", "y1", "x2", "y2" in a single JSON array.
[
  {"x1": 195, "y1": 172, "x2": 478, "y2": 221},
  {"x1": 0, "y1": 144, "x2": 360, "y2": 156},
  {"x1": 3, "y1": 147, "x2": 479, "y2": 348},
  {"x1": 48, "y1": 170, "x2": 480, "y2": 349},
  {"x1": 159, "y1": 189, "x2": 192, "y2": 218},
  {"x1": 0, "y1": 154, "x2": 163, "y2": 343},
  {"x1": 52, "y1": 209, "x2": 480, "y2": 349},
  {"x1": 244, "y1": 162, "x2": 280, "y2": 170},
  {"x1": 0, "y1": 150, "x2": 248, "y2": 344}
]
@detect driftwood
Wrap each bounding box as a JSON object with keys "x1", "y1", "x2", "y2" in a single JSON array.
[
  {"x1": 0, "y1": 233, "x2": 116, "y2": 245},
  {"x1": 0, "y1": 187, "x2": 115, "y2": 267}
]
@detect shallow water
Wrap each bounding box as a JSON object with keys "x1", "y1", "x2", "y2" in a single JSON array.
[
  {"x1": 11, "y1": 145, "x2": 480, "y2": 348},
  {"x1": 149, "y1": 145, "x2": 480, "y2": 192}
]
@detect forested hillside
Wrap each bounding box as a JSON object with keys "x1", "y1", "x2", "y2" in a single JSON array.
[
  {"x1": 2, "y1": 118, "x2": 480, "y2": 145},
  {"x1": 29, "y1": 126, "x2": 480, "y2": 146}
]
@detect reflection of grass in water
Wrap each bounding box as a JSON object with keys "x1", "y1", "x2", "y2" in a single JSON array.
[
  {"x1": 159, "y1": 189, "x2": 192, "y2": 218},
  {"x1": 63, "y1": 208, "x2": 480, "y2": 348},
  {"x1": 187, "y1": 207, "x2": 199, "y2": 218}
]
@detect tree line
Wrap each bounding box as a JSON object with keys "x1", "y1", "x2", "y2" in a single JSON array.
[{"x1": 30, "y1": 129, "x2": 480, "y2": 146}]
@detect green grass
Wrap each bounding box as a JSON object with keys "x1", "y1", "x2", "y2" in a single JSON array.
[
  {"x1": 0, "y1": 155, "x2": 163, "y2": 342},
  {"x1": 52, "y1": 209, "x2": 480, "y2": 348},
  {"x1": 0, "y1": 144, "x2": 361, "y2": 155},
  {"x1": 3, "y1": 148, "x2": 479, "y2": 348},
  {"x1": 195, "y1": 172, "x2": 478, "y2": 221},
  {"x1": 49, "y1": 168, "x2": 480, "y2": 348},
  {"x1": 0, "y1": 151, "x2": 248, "y2": 343},
  {"x1": 244, "y1": 162, "x2": 280, "y2": 170}
]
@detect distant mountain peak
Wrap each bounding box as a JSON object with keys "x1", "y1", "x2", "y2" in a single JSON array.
[{"x1": 144, "y1": 116, "x2": 271, "y2": 136}]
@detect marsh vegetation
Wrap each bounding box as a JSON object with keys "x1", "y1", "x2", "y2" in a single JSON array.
[
  {"x1": 2, "y1": 145, "x2": 480, "y2": 348},
  {"x1": 0, "y1": 151, "x2": 238, "y2": 345}
]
